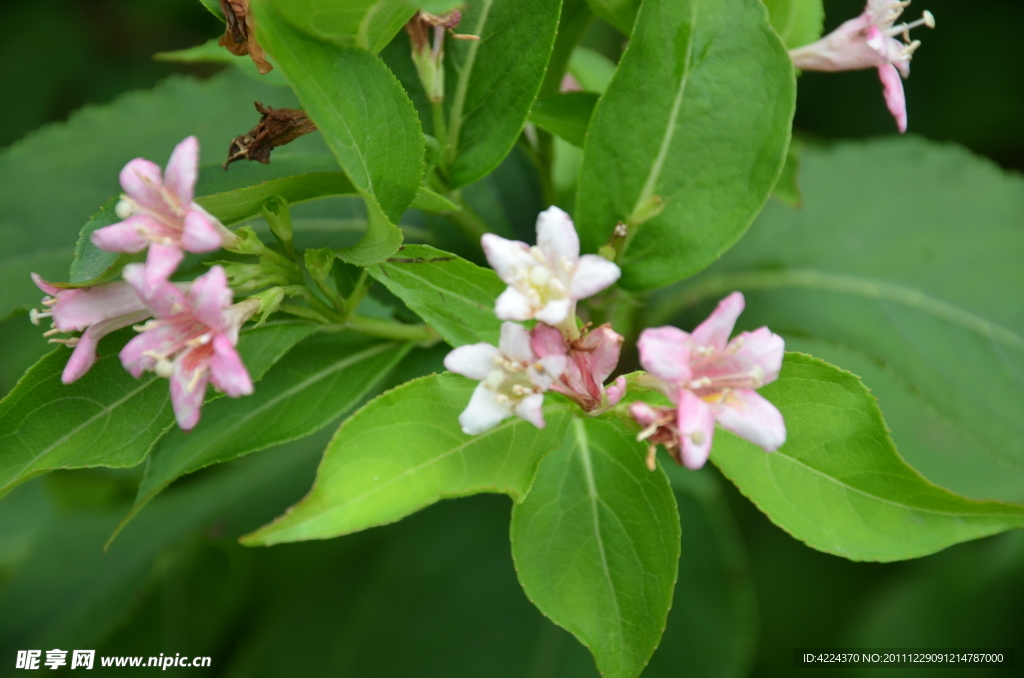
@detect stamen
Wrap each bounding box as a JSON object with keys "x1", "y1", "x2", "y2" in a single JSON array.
[
  {"x1": 886, "y1": 12, "x2": 935, "y2": 38},
  {"x1": 485, "y1": 370, "x2": 505, "y2": 390},
  {"x1": 688, "y1": 376, "x2": 712, "y2": 389},
  {"x1": 115, "y1": 197, "x2": 136, "y2": 220},
  {"x1": 690, "y1": 430, "x2": 706, "y2": 446},
  {"x1": 29, "y1": 309, "x2": 51, "y2": 325},
  {"x1": 645, "y1": 445, "x2": 657, "y2": 471},
  {"x1": 133, "y1": 320, "x2": 162, "y2": 333},
  {"x1": 495, "y1": 394, "x2": 510, "y2": 405},
  {"x1": 42, "y1": 327, "x2": 63, "y2": 337},
  {"x1": 186, "y1": 367, "x2": 205, "y2": 393},
  {"x1": 530, "y1": 246, "x2": 546, "y2": 264},
  {"x1": 155, "y1": 359, "x2": 174, "y2": 379},
  {"x1": 49, "y1": 337, "x2": 79, "y2": 347},
  {"x1": 530, "y1": 266, "x2": 551, "y2": 286},
  {"x1": 41, "y1": 297, "x2": 57, "y2": 307}
]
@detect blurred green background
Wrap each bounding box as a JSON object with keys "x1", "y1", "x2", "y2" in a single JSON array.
[{"x1": 1, "y1": 0, "x2": 1022, "y2": 676}]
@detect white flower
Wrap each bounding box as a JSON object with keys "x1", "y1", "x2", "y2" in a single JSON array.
[
  {"x1": 481, "y1": 207, "x2": 621, "y2": 326},
  {"x1": 444, "y1": 323, "x2": 566, "y2": 435}
]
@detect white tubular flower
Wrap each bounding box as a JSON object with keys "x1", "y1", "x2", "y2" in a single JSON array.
[
  {"x1": 444, "y1": 322, "x2": 567, "y2": 435},
  {"x1": 482, "y1": 207, "x2": 621, "y2": 327}
]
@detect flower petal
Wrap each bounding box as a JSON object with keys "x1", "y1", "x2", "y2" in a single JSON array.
[
  {"x1": 568, "y1": 254, "x2": 620, "y2": 300},
  {"x1": 91, "y1": 215, "x2": 160, "y2": 253},
  {"x1": 514, "y1": 392, "x2": 547, "y2": 429},
  {"x1": 691, "y1": 291, "x2": 744, "y2": 350},
  {"x1": 144, "y1": 244, "x2": 184, "y2": 293},
  {"x1": 535, "y1": 354, "x2": 567, "y2": 387},
  {"x1": 637, "y1": 326, "x2": 692, "y2": 385},
  {"x1": 209, "y1": 333, "x2": 253, "y2": 397},
  {"x1": 164, "y1": 136, "x2": 199, "y2": 208},
  {"x1": 181, "y1": 208, "x2": 224, "y2": 253},
  {"x1": 31, "y1": 273, "x2": 62, "y2": 296},
  {"x1": 49, "y1": 282, "x2": 146, "y2": 331},
  {"x1": 878, "y1": 62, "x2": 908, "y2": 133},
  {"x1": 119, "y1": 158, "x2": 165, "y2": 211},
  {"x1": 123, "y1": 263, "x2": 187, "y2": 318},
  {"x1": 582, "y1": 324, "x2": 623, "y2": 386},
  {"x1": 119, "y1": 321, "x2": 193, "y2": 378},
  {"x1": 536, "y1": 206, "x2": 579, "y2": 264},
  {"x1": 494, "y1": 287, "x2": 535, "y2": 321},
  {"x1": 459, "y1": 383, "x2": 512, "y2": 435},
  {"x1": 630, "y1": 401, "x2": 661, "y2": 427},
  {"x1": 498, "y1": 321, "x2": 535, "y2": 364},
  {"x1": 676, "y1": 389, "x2": 715, "y2": 470},
  {"x1": 444, "y1": 343, "x2": 502, "y2": 380},
  {"x1": 606, "y1": 376, "x2": 627, "y2": 406},
  {"x1": 187, "y1": 266, "x2": 233, "y2": 330},
  {"x1": 716, "y1": 389, "x2": 786, "y2": 452},
  {"x1": 169, "y1": 347, "x2": 211, "y2": 431},
  {"x1": 481, "y1": 234, "x2": 533, "y2": 285},
  {"x1": 534, "y1": 298, "x2": 573, "y2": 326},
  {"x1": 62, "y1": 332, "x2": 100, "y2": 384},
  {"x1": 530, "y1": 323, "x2": 568, "y2": 359}
]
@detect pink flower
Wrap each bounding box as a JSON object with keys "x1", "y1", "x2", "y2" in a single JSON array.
[
  {"x1": 482, "y1": 207, "x2": 621, "y2": 328},
  {"x1": 30, "y1": 273, "x2": 151, "y2": 384},
  {"x1": 531, "y1": 322, "x2": 626, "y2": 412},
  {"x1": 633, "y1": 292, "x2": 786, "y2": 471},
  {"x1": 91, "y1": 137, "x2": 233, "y2": 294},
  {"x1": 789, "y1": 1, "x2": 935, "y2": 133},
  {"x1": 444, "y1": 322, "x2": 567, "y2": 435},
  {"x1": 120, "y1": 264, "x2": 257, "y2": 431}
]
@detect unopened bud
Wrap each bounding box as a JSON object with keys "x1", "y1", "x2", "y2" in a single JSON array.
[
  {"x1": 252, "y1": 286, "x2": 285, "y2": 325},
  {"x1": 304, "y1": 248, "x2": 335, "y2": 282},
  {"x1": 629, "y1": 194, "x2": 665, "y2": 228},
  {"x1": 262, "y1": 196, "x2": 293, "y2": 249},
  {"x1": 227, "y1": 226, "x2": 266, "y2": 255}
]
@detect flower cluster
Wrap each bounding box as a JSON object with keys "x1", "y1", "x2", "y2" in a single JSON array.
[
  {"x1": 790, "y1": 0, "x2": 935, "y2": 133},
  {"x1": 446, "y1": 209, "x2": 787, "y2": 471},
  {"x1": 632, "y1": 293, "x2": 786, "y2": 471},
  {"x1": 445, "y1": 207, "x2": 625, "y2": 434},
  {"x1": 30, "y1": 138, "x2": 256, "y2": 431}
]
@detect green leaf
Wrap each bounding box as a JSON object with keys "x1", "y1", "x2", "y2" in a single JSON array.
[
  {"x1": 366, "y1": 244, "x2": 504, "y2": 347},
  {"x1": 0, "y1": 69, "x2": 302, "y2": 320},
  {"x1": 261, "y1": 0, "x2": 414, "y2": 53},
  {"x1": 660, "y1": 139, "x2": 1024, "y2": 474},
  {"x1": 154, "y1": 38, "x2": 290, "y2": 86},
  {"x1": 583, "y1": 0, "x2": 638, "y2": 35},
  {"x1": 575, "y1": 0, "x2": 795, "y2": 291},
  {"x1": 568, "y1": 47, "x2": 617, "y2": 94},
  {"x1": 762, "y1": 0, "x2": 824, "y2": 49},
  {"x1": 711, "y1": 353, "x2": 1024, "y2": 562},
  {"x1": 197, "y1": 0, "x2": 226, "y2": 21},
  {"x1": 0, "y1": 323, "x2": 313, "y2": 497},
  {"x1": 539, "y1": 0, "x2": 594, "y2": 98},
  {"x1": 442, "y1": 0, "x2": 562, "y2": 188},
  {"x1": 242, "y1": 373, "x2": 575, "y2": 546},
  {"x1": 254, "y1": 3, "x2": 424, "y2": 265},
  {"x1": 785, "y1": 338, "x2": 1024, "y2": 505},
  {"x1": 511, "y1": 418, "x2": 680, "y2": 678},
  {"x1": 120, "y1": 335, "x2": 410, "y2": 535},
  {"x1": 530, "y1": 92, "x2": 599, "y2": 148},
  {"x1": 646, "y1": 467, "x2": 758, "y2": 678}
]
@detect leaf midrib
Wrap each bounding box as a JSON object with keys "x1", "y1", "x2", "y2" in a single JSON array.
[
  {"x1": 1, "y1": 377, "x2": 162, "y2": 492},
  {"x1": 632, "y1": 0, "x2": 699, "y2": 217},
  {"x1": 573, "y1": 418, "x2": 624, "y2": 648},
  {"x1": 138, "y1": 342, "x2": 399, "y2": 501},
  {"x1": 769, "y1": 437, "x2": 1024, "y2": 521},
  {"x1": 447, "y1": 0, "x2": 496, "y2": 157}
]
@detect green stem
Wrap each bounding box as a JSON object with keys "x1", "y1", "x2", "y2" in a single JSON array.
[
  {"x1": 343, "y1": 269, "x2": 370, "y2": 321},
  {"x1": 313, "y1": 276, "x2": 347, "y2": 316},
  {"x1": 432, "y1": 101, "x2": 448, "y2": 151},
  {"x1": 336, "y1": 315, "x2": 441, "y2": 344},
  {"x1": 277, "y1": 303, "x2": 331, "y2": 325},
  {"x1": 443, "y1": 200, "x2": 491, "y2": 243}
]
